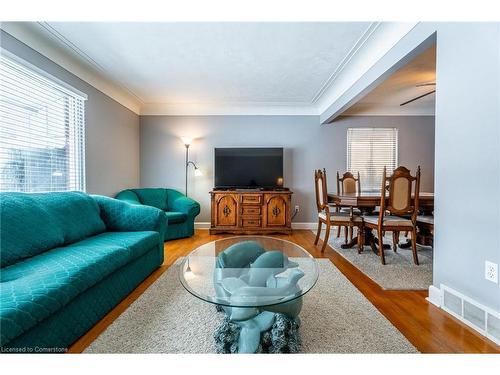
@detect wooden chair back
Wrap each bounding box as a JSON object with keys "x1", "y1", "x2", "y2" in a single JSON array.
[
  {"x1": 314, "y1": 169, "x2": 329, "y2": 213},
  {"x1": 337, "y1": 171, "x2": 361, "y2": 194},
  {"x1": 379, "y1": 166, "x2": 421, "y2": 221}
]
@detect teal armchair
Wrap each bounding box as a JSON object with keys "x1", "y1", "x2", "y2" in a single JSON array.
[{"x1": 115, "y1": 188, "x2": 200, "y2": 241}]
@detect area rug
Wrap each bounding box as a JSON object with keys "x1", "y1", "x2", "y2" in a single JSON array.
[
  {"x1": 315, "y1": 228, "x2": 433, "y2": 290},
  {"x1": 84, "y1": 258, "x2": 417, "y2": 353}
]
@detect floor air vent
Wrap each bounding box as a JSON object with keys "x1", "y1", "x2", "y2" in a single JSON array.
[{"x1": 440, "y1": 285, "x2": 500, "y2": 345}]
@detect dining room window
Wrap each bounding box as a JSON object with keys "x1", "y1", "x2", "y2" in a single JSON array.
[
  {"x1": 0, "y1": 52, "x2": 87, "y2": 192},
  {"x1": 347, "y1": 127, "x2": 398, "y2": 192}
]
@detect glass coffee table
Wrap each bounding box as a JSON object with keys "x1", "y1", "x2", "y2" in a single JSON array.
[{"x1": 179, "y1": 236, "x2": 319, "y2": 353}]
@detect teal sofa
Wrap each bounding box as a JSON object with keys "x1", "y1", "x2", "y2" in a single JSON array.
[
  {"x1": 116, "y1": 188, "x2": 200, "y2": 241},
  {"x1": 0, "y1": 192, "x2": 166, "y2": 351}
]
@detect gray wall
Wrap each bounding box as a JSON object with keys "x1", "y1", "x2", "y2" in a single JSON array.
[
  {"x1": 140, "y1": 115, "x2": 435, "y2": 223},
  {"x1": 0, "y1": 30, "x2": 140, "y2": 196},
  {"x1": 433, "y1": 23, "x2": 500, "y2": 310}
]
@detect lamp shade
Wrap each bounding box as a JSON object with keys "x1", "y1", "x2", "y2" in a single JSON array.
[
  {"x1": 181, "y1": 136, "x2": 192, "y2": 146},
  {"x1": 194, "y1": 167, "x2": 203, "y2": 177}
]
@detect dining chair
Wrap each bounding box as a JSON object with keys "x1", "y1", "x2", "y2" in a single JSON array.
[
  {"x1": 335, "y1": 171, "x2": 361, "y2": 243},
  {"x1": 362, "y1": 166, "x2": 421, "y2": 265},
  {"x1": 314, "y1": 169, "x2": 363, "y2": 253}
]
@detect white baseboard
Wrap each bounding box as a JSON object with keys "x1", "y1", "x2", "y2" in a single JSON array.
[
  {"x1": 431, "y1": 284, "x2": 500, "y2": 346},
  {"x1": 426, "y1": 285, "x2": 442, "y2": 307},
  {"x1": 194, "y1": 222, "x2": 210, "y2": 229},
  {"x1": 194, "y1": 222, "x2": 318, "y2": 230},
  {"x1": 291, "y1": 222, "x2": 317, "y2": 230}
]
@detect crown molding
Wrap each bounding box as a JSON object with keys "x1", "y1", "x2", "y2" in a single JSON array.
[
  {"x1": 140, "y1": 102, "x2": 319, "y2": 116},
  {"x1": 311, "y1": 22, "x2": 380, "y2": 104},
  {"x1": 0, "y1": 22, "x2": 142, "y2": 114},
  {"x1": 342, "y1": 112, "x2": 435, "y2": 117},
  {"x1": 1, "y1": 22, "x2": 423, "y2": 118},
  {"x1": 343, "y1": 103, "x2": 435, "y2": 116},
  {"x1": 317, "y1": 22, "x2": 420, "y2": 116}
]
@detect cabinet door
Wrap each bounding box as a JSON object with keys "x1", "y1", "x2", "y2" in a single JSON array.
[
  {"x1": 264, "y1": 194, "x2": 288, "y2": 227},
  {"x1": 214, "y1": 194, "x2": 238, "y2": 227}
]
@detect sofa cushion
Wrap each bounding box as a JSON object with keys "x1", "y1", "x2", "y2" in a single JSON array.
[
  {"x1": 114, "y1": 189, "x2": 141, "y2": 205},
  {"x1": 0, "y1": 192, "x2": 106, "y2": 267},
  {"x1": 0, "y1": 193, "x2": 65, "y2": 267},
  {"x1": 86, "y1": 231, "x2": 160, "y2": 257},
  {"x1": 165, "y1": 211, "x2": 188, "y2": 224},
  {"x1": 133, "y1": 188, "x2": 168, "y2": 211},
  {"x1": 0, "y1": 231, "x2": 158, "y2": 345},
  {"x1": 34, "y1": 192, "x2": 107, "y2": 244}
]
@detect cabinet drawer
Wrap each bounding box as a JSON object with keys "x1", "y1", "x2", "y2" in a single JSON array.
[
  {"x1": 241, "y1": 206, "x2": 261, "y2": 216},
  {"x1": 241, "y1": 218, "x2": 261, "y2": 227},
  {"x1": 241, "y1": 195, "x2": 262, "y2": 204}
]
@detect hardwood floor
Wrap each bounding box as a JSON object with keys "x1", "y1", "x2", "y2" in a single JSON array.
[{"x1": 68, "y1": 230, "x2": 500, "y2": 354}]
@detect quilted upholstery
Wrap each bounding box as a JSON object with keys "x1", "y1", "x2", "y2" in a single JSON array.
[
  {"x1": 165, "y1": 211, "x2": 187, "y2": 224},
  {"x1": 0, "y1": 231, "x2": 157, "y2": 345},
  {"x1": 6, "y1": 247, "x2": 161, "y2": 351},
  {"x1": 132, "y1": 188, "x2": 169, "y2": 211},
  {"x1": 93, "y1": 195, "x2": 166, "y2": 237},
  {"x1": 168, "y1": 189, "x2": 200, "y2": 217},
  {"x1": 115, "y1": 188, "x2": 200, "y2": 240},
  {"x1": 0, "y1": 192, "x2": 105, "y2": 267},
  {"x1": 114, "y1": 189, "x2": 141, "y2": 205},
  {"x1": 0, "y1": 192, "x2": 166, "y2": 349}
]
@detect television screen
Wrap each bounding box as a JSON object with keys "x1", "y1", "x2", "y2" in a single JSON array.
[{"x1": 214, "y1": 147, "x2": 284, "y2": 189}]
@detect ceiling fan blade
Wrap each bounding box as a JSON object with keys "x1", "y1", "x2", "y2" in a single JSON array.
[
  {"x1": 416, "y1": 83, "x2": 436, "y2": 87},
  {"x1": 400, "y1": 90, "x2": 436, "y2": 106}
]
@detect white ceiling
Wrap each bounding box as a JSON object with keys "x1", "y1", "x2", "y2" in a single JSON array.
[
  {"x1": 344, "y1": 45, "x2": 436, "y2": 116},
  {"x1": 3, "y1": 22, "x2": 374, "y2": 114}
]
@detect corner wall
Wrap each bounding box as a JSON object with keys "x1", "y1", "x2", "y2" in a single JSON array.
[{"x1": 433, "y1": 23, "x2": 500, "y2": 311}]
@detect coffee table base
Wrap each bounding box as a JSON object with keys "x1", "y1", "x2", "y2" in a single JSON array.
[{"x1": 214, "y1": 310, "x2": 301, "y2": 354}]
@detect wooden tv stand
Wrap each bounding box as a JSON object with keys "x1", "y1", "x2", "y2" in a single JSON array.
[{"x1": 210, "y1": 189, "x2": 292, "y2": 234}]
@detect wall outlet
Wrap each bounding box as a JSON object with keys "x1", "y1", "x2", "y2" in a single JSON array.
[
  {"x1": 485, "y1": 261, "x2": 498, "y2": 283},
  {"x1": 294, "y1": 205, "x2": 300, "y2": 212}
]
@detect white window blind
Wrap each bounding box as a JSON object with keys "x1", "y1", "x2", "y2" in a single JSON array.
[
  {"x1": 347, "y1": 128, "x2": 398, "y2": 192},
  {"x1": 0, "y1": 53, "x2": 86, "y2": 192}
]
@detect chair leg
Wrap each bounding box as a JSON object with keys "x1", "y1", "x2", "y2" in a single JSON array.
[
  {"x1": 336, "y1": 225, "x2": 341, "y2": 238},
  {"x1": 321, "y1": 223, "x2": 331, "y2": 253},
  {"x1": 411, "y1": 227, "x2": 419, "y2": 265},
  {"x1": 344, "y1": 226, "x2": 348, "y2": 244},
  {"x1": 357, "y1": 226, "x2": 364, "y2": 254},
  {"x1": 378, "y1": 228, "x2": 386, "y2": 265},
  {"x1": 314, "y1": 219, "x2": 323, "y2": 245},
  {"x1": 392, "y1": 231, "x2": 399, "y2": 252}
]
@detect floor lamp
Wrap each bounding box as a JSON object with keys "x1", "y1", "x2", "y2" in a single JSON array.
[{"x1": 181, "y1": 137, "x2": 202, "y2": 196}]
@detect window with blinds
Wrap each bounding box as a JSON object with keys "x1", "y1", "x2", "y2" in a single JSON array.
[
  {"x1": 0, "y1": 52, "x2": 86, "y2": 192},
  {"x1": 347, "y1": 128, "x2": 398, "y2": 192}
]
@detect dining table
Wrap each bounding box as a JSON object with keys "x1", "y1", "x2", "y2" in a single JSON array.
[{"x1": 327, "y1": 191, "x2": 434, "y2": 254}]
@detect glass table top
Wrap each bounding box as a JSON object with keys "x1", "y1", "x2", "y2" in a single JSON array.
[{"x1": 179, "y1": 236, "x2": 319, "y2": 308}]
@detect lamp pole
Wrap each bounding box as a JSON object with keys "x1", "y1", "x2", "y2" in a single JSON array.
[
  {"x1": 185, "y1": 143, "x2": 189, "y2": 196},
  {"x1": 182, "y1": 137, "x2": 202, "y2": 197}
]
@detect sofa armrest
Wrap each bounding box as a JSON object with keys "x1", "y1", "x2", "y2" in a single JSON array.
[
  {"x1": 93, "y1": 195, "x2": 167, "y2": 239},
  {"x1": 170, "y1": 195, "x2": 201, "y2": 218},
  {"x1": 115, "y1": 189, "x2": 141, "y2": 205}
]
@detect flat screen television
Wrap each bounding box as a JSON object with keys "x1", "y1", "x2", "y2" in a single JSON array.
[{"x1": 214, "y1": 147, "x2": 284, "y2": 189}]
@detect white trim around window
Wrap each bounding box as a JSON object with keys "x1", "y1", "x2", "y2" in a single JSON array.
[{"x1": 0, "y1": 50, "x2": 87, "y2": 192}]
